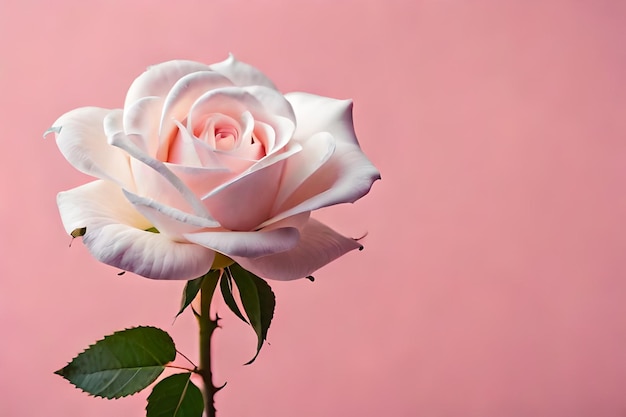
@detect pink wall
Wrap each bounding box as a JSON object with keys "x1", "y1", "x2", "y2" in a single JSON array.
[{"x1": 2, "y1": 1, "x2": 626, "y2": 416}]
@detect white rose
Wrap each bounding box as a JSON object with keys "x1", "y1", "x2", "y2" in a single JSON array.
[{"x1": 52, "y1": 55, "x2": 380, "y2": 281}]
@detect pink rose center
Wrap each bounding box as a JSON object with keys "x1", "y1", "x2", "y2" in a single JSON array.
[
  {"x1": 167, "y1": 113, "x2": 267, "y2": 167},
  {"x1": 211, "y1": 125, "x2": 238, "y2": 151}
]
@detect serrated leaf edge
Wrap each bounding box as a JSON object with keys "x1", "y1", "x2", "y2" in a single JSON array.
[{"x1": 55, "y1": 326, "x2": 175, "y2": 399}]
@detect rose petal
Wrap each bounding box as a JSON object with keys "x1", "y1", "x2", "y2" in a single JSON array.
[
  {"x1": 188, "y1": 87, "x2": 262, "y2": 126},
  {"x1": 234, "y1": 219, "x2": 362, "y2": 281},
  {"x1": 201, "y1": 142, "x2": 302, "y2": 230},
  {"x1": 159, "y1": 70, "x2": 234, "y2": 140},
  {"x1": 58, "y1": 180, "x2": 215, "y2": 280},
  {"x1": 104, "y1": 111, "x2": 216, "y2": 220},
  {"x1": 261, "y1": 115, "x2": 295, "y2": 156},
  {"x1": 267, "y1": 93, "x2": 381, "y2": 222},
  {"x1": 260, "y1": 211, "x2": 311, "y2": 232},
  {"x1": 123, "y1": 189, "x2": 219, "y2": 239},
  {"x1": 58, "y1": 180, "x2": 150, "y2": 232},
  {"x1": 267, "y1": 132, "x2": 335, "y2": 219},
  {"x1": 242, "y1": 85, "x2": 296, "y2": 124},
  {"x1": 124, "y1": 60, "x2": 211, "y2": 110},
  {"x1": 169, "y1": 119, "x2": 204, "y2": 167},
  {"x1": 166, "y1": 164, "x2": 236, "y2": 201},
  {"x1": 52, "y1": 107, "x2": 133, "y2": 188},
  {"x1": 210, "y1": 54, "x2": 278, "y2": 89},
  {"x1": 123, "y1": 96, "x2": 163, "y2": 155},
  {"x1": 188, "y1": 87, "x2": 295, "y2": 156},
  {"x1": 286, "y1": 92, "x2": 362, "y2": 145},
  {"x1": 202, "y1": 160, "x2": 283, "y2": 231},
  {"x1": 184, "y1": 227, "x2": 299, "y2": 258}
]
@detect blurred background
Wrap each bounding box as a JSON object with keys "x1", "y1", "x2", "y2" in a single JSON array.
[{"x1": 1, "y1": 1, "x2": 625, "y2": 416}]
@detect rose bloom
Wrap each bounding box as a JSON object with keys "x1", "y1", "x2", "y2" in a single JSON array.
[{"x1": 52, "y1": 56, "x2": 380, "y2": 281}]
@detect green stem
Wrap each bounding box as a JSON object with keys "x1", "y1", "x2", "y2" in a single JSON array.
[{"x1": 198, "y1": 276, "x2": 219, "y2": 417}]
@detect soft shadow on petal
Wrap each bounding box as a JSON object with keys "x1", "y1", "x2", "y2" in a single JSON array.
[
  {"x1": 263, "y1": 116, "x2": 295, "y2": 156},
  {"x1": 58, "y1": 180, "x2": 215, "y2": 280},
  {"x1": 53, "y1": 107, "x2": 133, "y2": 188},
  {"x1": 202, "y1": 161, "x2": 284, "y2": 231},
  {"x1": 167, "y1": 164, "x2": 235, "y2": 201},
  {"x1": 58, "y1": 180, "x2": 150, "y2": 233},
  {"x1": 268, "y1": 132, "x2": 335, "y2": 217},
  {"x1": 266, "y1": 93, "x2": 381, "y2": 223},
  {"x1": 210, "y1": 54, "x2": 278, "y2": 89},
  {"x1": 85, "y1": 224, "x2": 216, "y2": 280},
  {"x1": 124, "y1": 60, "x2": 211, "y2": 110},
  {"x1": 234, "y1": 219, "x2": 362, "y2": 281},
  {"x1": 123, "y1": 96, "x2": 163, "y2": 156},
  {"x1": 184, "y1": 227, "x2": 299, "y2": 258},
  {"x1": 260, "y1": 211, "x2": 311, "y2": 232},
  {"x1": 123, "y1": 189, "x2": 219, "y2": 239},
  {"x1": 105, "y1": 114, "x2": 215, "y2": 220},
  {"x1": 188, "y1": 87, "x2": 266, "y2": 127},
  {"x1": 242, "y1": 85, "x2": 295, "y2": 124},
  {"x1": 200, "y1": 141, "x2": 302, "y2": 230},
  {"x1": 159, "y1": 70, "x2": 234, "y2": 138},
  {"x1": 271, "y1": 140, "x2": 380, "y2": 222}
]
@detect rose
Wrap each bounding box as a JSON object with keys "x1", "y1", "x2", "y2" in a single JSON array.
[{"x1": 51, "y1": 55, "x2": 380, "y2": 281}]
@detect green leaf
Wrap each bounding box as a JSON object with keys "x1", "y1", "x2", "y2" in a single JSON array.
[
  {"x1": 55, "y1": 326, "x2": 176, "y2": 399},
  {"x1": 146, "y1": 373, "x2": 204, "y2": 417},
  {"x1": 177, "y1": 270, "x2": 219, "y2": 318},
  {"x1": 220, "y1": 268, "x2": 248, "y2": 324},
  {"x1": 228, "y1": 264, "x2": 276, "y2": 364}
]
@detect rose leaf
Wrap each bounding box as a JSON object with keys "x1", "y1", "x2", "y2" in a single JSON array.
[
  {"x1": 220, "y1": 268, "x2": 249, "y2": 324},
  {"x1": 228, "y1": 264, "x2": 276, "y2": 364},
  {"x1": 54, "y1": 326, "x2": 176, "y2": 399},
  {"x1": 146, "y1": 373, "x2": 204, "y2": 417},
  {"x1": 177, "y1": 270, "x2": 219, "y2": 318}
]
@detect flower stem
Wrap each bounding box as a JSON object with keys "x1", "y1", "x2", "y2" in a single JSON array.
[{"x1": 198, "y1": 275, "x2": 219, "y2": 417}]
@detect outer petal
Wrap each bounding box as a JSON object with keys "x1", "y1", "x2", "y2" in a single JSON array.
[
  {"x1": 234, "y1": 219, "x2": 362, "y2": 281},
  {"x1": 286, "y1": 92, "x2": 362, "y2": 145},
  {"x1": 184, "y1": 227, "x2": 300, "y2": 258},
  {"x1": 124, "y1": 60, "x2": 211, "y2": 109},
  {"x1": 123, "y1": 189, "x2": 219, "y2": 239},
  {"x1": 58, "y1": 180, "x2": 215, "y2": 280},
  {"x1": 210, "y1": 54, "x2": 278, "y2": 89},
  {"x1": 267, "y1": 131, "x2": 335, "y2": 218},
  {"x1": 269, "y1": 93, "x2": 381, "y2": 223},
  {"x1": 52, "y1": 107, "x2": 133, "y2": 187}
]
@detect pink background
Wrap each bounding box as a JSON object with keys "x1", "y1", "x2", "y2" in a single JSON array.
[{"x1": 1, "y1": 1, "x2": 626, "y2": 416}]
